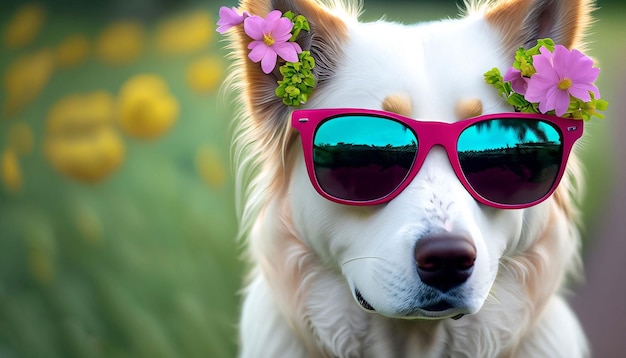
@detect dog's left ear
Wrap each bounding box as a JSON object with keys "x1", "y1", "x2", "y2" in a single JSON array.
[
  {"x1": 231, "y1": 0, "x2": 349, "y2": 130},
  {"x1": 485, "y1": 0, "x2": 595, "y2": 55}
]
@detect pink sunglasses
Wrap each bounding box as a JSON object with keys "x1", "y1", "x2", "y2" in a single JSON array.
[{"x1": 292, "y1": 108, "x2": 583, "y2": 209}]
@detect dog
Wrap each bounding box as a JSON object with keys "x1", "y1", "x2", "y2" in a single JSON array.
[{"x1": 223, "y1": 0, "x2": 592, "y2": 356}]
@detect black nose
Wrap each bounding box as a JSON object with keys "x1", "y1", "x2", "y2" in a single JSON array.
[{"x1": 414, "y1": 234, "x2": 476, "y2": 292}]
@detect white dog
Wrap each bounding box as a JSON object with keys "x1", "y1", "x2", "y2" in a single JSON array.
[{"x1": 223, "y1": 0, "x2": 592, "y2": 356}]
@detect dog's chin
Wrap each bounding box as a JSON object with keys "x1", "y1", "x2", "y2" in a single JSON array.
[{"x1": 353, "y1": 288, "x2": 476, "y2": 320}]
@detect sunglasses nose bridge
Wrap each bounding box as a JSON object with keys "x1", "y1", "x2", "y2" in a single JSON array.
[
  {"x1": 414, "y1": 123, "x2": 460, "y2": 172},
  {"x1": 418, "y1": 143, "x2": 459, "y2": 174},
  {"x1": 408, "y1": 125, "x2": 466, "y2": 191}
]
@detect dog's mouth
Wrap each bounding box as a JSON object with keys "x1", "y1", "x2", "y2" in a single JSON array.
[
  {"x1": 418, "y1": 301, "x2": 466, "y2": 320},
  {"x1": 421, "y1": 300, "x2": 453, "y2": 311},
  {"x1": 355, "y1": 288, "x2": 375, "y2": 311},
  {"x1": 354, "y1": 288, "x2": 466, "y2": 320}
]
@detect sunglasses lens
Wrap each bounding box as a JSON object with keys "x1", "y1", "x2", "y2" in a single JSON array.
[
  {"x1": 313, "y1": 115, "x2": 418, "y2": 202},
  {"x1": 457, "y1": 119, "x2": 563, "y2": 205}
]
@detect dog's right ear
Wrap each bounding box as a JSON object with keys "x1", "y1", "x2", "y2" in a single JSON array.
[
  {"x1": 228, "y1": 0, "x2": 350, "y2": 131},
  {"x1": 485, "y1": 0, "x2": 595, "y2": 56}
]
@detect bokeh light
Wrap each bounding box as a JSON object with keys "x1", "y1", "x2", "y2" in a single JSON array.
[
  {"x1": 44, "y1": 91, "x2": 124, "y2": 183},
  {"x1": 95, "y1": 20, "x2": 145, "y2": 66},
  {"x1": 3, "y1": 49, "x2": 54, "y2": 117},
  {"x1": 187, "y1": 55, "x2": 224, "y2": 93},
  {"x1": 55, "y1": 34, "x2": 90, "y2": 69},
  {"x1": 117, "y1": 74, "x2": 179, "y2": 139},
  {"x1": 1, "y1": 148, "x2": 22, "y2": 193},
  {"x1": 156, "y1": 10, "x2": 215, "y2": 55},
  {"x1": 3, "y1": 4, "x2": 46, "y2": 49}
]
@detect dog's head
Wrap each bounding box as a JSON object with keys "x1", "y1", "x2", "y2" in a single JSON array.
[{"x1": 229, "y1": 0, "x2": 590, "y2": 320}]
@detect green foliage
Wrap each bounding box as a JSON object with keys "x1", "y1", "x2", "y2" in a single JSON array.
[
  {"x1": 273, "y1": 11, "x2": 316, "y2": 106},
  {"x1": 275, "y1": 51, "x2": 316, "y2": 106},
  {"x1": 283, "y1": 11, "x2": 311, "y2": 42},
  {"x1": 483, "y1": 68, "x2": 536, "y2": 112}
]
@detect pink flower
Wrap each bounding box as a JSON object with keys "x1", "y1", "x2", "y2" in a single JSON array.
[
  {"x1": 216, "y1": 6, "x2": 248, "y2": 34},
  {"x1": 525, "y1": 45, "x2": 600, "y2": 116},
  {"x1": 244, "y1": 10, "x2": 302, "y2": 74},
  {"x1": 503, "y1": 67, "x2": 529, "y2": 95}
]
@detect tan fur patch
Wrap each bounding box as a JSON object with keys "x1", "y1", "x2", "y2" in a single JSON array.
[
  {"x1": 485, "y1": 0, "x2": 595, "y2": 54},
  {"x1": 382, "y1": 94, "x2": 413, "y2": 117},
  {"x1": 484, "y1": 0, "x2": 532, "y2": 52},
  {"x1": 455, "y1": 98, "x2": 483, "y2": 120}
]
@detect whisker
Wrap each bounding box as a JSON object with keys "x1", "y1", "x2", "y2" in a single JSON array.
[{"x1": 341, "y1": 256, "x2": 386, "y2": 266}]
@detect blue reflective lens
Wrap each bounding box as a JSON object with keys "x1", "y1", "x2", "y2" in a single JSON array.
[
  {"x1": 457, "y1": 119, "x2": 563, "y2": 205},
  {"x1": 313, "y1": 115, "x2": 418, "y2": 201}
]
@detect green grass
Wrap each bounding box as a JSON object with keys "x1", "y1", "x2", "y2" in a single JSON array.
[{"x1": 0, "y1": 2, "x2": 623, "y2": 357}]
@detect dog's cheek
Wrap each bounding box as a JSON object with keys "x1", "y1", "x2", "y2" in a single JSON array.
[
  {"x1": 479, "y1": 208, "x2": 524, "y2": 255},
  {"x1": 288, "y1": 156, "x2": 342, "y2": 262}
]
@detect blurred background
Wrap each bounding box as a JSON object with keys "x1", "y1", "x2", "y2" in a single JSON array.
[{"x1": 0, "y1": 0, "x2": 623, "y2": 357}]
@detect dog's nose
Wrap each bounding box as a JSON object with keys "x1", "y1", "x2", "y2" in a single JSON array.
[{"x1": 414, "y1": 234, "x2": 476, "y2": 292}]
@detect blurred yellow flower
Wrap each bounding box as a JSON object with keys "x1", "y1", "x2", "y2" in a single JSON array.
[
  {"x1": 156, "y1": 10, "x2": 214, "y2": 55},
  {"x1": 44, "y1": 92, "x2": 125, "y2": 183},
  {"x1": 3, "y1": 4, "x2": 46, "y2": 49},
  {"x1": 117, "y1": 74, "x2": 179, "y2": 139},
  {"x1": 8, "y1": 122, "x2": 35, "y2": 155},
  {"x1": 55, "y1": 34, "x2": 90, "y2": 68},
  {"x1": 196, "y1": 144, "x2": 227, "y2": 188},
  {"x1": 1, "y1": 149, "x2": 22, "y2": 193},
  {"x1": 187, "y1": 55, "x2": 224, "y2": 93},
  {"x1": 3, "y1": 49, "x2": 54, "y2": 117},
  {"x1": 96, "y1": 20, "x2": 144, "y2": 65}
]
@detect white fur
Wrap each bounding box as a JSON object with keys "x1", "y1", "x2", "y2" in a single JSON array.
[{"x1": 230, "y1": 1, "x2": 589, "y2": 356}]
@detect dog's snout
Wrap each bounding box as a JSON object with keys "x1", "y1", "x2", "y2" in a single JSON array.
[{"x1": 414, "y1": 234, "x2": 476, "y2": 292}]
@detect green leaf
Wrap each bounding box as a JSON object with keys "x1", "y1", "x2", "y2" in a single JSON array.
[
  {"x1": 283, "y1": 11, "x2": 295, "y2": 21},
  {"x1": 506, "y1": 93, "x2": 530, "y2": 108},
  {"x1": 536, "y1": 38, "x2": 555, "y2": 51}
]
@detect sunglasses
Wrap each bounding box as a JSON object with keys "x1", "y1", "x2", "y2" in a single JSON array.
[{"x1": 291, "y1": 108, "x2": 583, "y2": 209}]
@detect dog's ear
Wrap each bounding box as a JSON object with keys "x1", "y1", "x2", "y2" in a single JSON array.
[
  {"x1": 230, "y1": 0, "x2": 349, "y2": 130},
  {"x1": 485, "y1": 0, "x2": 595, "y2": 55}
]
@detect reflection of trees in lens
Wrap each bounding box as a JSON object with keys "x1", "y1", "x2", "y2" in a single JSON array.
[
  {"x1": 458, "y1": 143, "x2": 562, "y2": 182},
  {"x1": 472, "y1": 119, "x2": 550, "y2": 142},
  {"x1": 459, "y1": 143, "x2": 562, "y2": 204},
  {"x1": 313, "y1": 142, "x2": 417, "y2": 170}
]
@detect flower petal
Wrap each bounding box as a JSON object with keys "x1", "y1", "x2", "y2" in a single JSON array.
[
  {"x1": 263, "y1": 10, "x2": 283, "y2": 34},
  {"x1": 272, "y1": 18, "x2": 295, "y2": 39},
  {"x1": 260, "y1": 50, "x2": 278, "y2": 74},
  {"x1": 551, "y1": 45, "x2": 571, "y2": 79},
  {"x1": 525, "y1": 76, "x2": 552, "y2": 103},
  {"x1": 248, "y1": 42, "x2": 269, "y2": 62},
  {"x1": 553, "y1": 89, "x2": 570, "y2": 116},
  {"x1": 539, "y1": 87, "x2": 559, "y2": 113},
  {"x1": 569, "y1": 83, "x2": 598, "y2": 101},
  {"x1": 265, "y1": 10, "x2": 283, "y2": 23},
  {"x1": 532, "y1": 48, "x2": 559, "y2": 79},
  {"x1": 274, "y1": 42, "x2": 302, "y2": 62},
  {"x1": 504, "y1": 68, "x2": 529, "y2": 95},
  {"x1": 216, "y1": 6, "x2": 245, "y2": 34},
  {"x1": 503, "y1": 67, "x2": 520, "y2": 82},
  {"x1": 243, "y1": 15, "x2": 265, "y2": 40}
]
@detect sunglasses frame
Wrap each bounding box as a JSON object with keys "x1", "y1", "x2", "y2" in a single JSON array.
[{"x1": 292, "y1": 108, "x2": 584, "y2": 209}]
